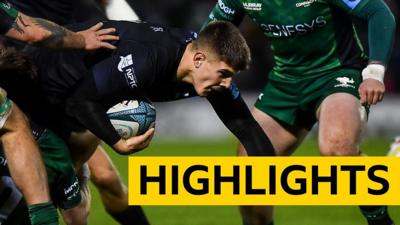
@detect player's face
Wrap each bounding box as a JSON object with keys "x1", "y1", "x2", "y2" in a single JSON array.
[{"x1": 192, "y1": 55, "x2": 235, "y2": 97}]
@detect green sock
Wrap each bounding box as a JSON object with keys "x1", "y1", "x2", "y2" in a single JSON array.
[{"x1": 28, "y1": 202, "x2": 59, "y2": 225}]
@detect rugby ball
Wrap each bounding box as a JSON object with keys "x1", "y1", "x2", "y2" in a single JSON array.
[{"x1": 106, "y1": 99, "x2": 156, "y2": 138}]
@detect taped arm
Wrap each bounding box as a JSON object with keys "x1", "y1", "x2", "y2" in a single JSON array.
[{"x1": 206, "y1": 87, "x2": 275, "y2": 156}]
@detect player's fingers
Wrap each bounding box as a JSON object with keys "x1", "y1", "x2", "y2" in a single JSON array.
[
  {"x1": 371, "y1": 92, "x2": 380, "y2": 105},
  {"x1": 96, "y1": 28, "x2": 117, "y2": 36},
  {"x1": 100, "y1": 42, "x2": 117, "y2": 50},
  {"x1": 378, "y1": 92, "x2": 385, "y2": 102},
  {"x1": 97, "y1": 34, "x2": 119, "y2": 41},
  {"x1": 89, "y1": 22, "x2": 104, "y2": 31},
  {"x1": 367, "y1": 90, "x2": 374, "y2": 105},
  {"x1": 359, "y1": 88, "x2": 367, "y2": 105}
]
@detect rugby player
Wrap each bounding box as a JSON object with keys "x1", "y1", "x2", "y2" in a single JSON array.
[
  {"x1": 4, "y1": 0, "x2": 150, "y2": 223},
  {"x1": 0, "y1": 2, "x2": 117, "y2": 225},
  {"x1": 0, "y1": 128, "x2": 82, "y2": 225},
  {"x1": 1, "y1": 20, "x2": 275, "y2": 225},
  {"x1": 204, "y1": 0, "x2": 396, "y2": 225}
]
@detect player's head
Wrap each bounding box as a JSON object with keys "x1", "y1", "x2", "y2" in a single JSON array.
[
  {"x1": 0, "y1": 48, "x2": 37, "y2": 80},
  {"x1": 180, "y1": 21, "x2": 251, "y2": 96}
]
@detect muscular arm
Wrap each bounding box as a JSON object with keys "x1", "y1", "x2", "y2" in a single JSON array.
[
  {"x1": 206, "y1": 86, "x2": 275, "y2": 156},
  {"x1": 330, "y1": 0, "x2": 396, "y2": 66},
  {"x1": 5, "y1": 12, "x2": 117, "y2": 49},
  {"x1": 353, "y1": 0, "x2": 396, "y2": 66}
]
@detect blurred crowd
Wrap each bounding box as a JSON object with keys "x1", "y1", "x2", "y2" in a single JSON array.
[{"x1": 126, "y1": 0, "x2": 400, "y2": 92}]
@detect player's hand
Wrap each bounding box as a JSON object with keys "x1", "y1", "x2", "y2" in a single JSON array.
[
  {"x1": 77, "y1": 22, "x2": 119, "y2": 50},
  {"x1": 358, "y1": 78, "x2": 385, "y2": 106},
  {"x1": 112, "y1": 128, "x2": 155, "y2": 155}
]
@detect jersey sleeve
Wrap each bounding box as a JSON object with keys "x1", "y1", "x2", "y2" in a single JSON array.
[
  {"x1": 206, "y1": 83, "x2": 275, "y2": 156},
  {"x1": 202, "y1": 0, "x2": 246, "y2": 28},
  {"x1": 65, "y1": 41, "x2": 156, "y2": 146},
  {"x1": 326, "y1": 0, "x2": 396, "y2": 65},
  {"x1": 0, "y1": 1, "x2": 18, "y2": 34}
]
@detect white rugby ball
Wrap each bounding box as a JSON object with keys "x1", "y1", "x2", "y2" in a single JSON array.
[{"x1": 107, "y1": 99, "x2": 156, "y2": 138}]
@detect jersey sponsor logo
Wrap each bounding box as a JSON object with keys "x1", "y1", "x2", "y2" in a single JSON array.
[
  {"x1": 260, "y1": 16, "x2": 327, "y2": 37},
  {"x1": 340, "y1": 0, "x2": 362, "y2": 10},
  {"x1": 218, "y1": 0, "x2": 235, "y2": 15},
  {"x1": 117, "y1": 54, "x2": 138, "y2": 88},
  {"x1": 124, "y1": 67, "x2": 138, "y2": 88},
  {"x1": 334, "y1": 77, "x2": 355, "y2": 88},
  {"x1": 1, "y1": 2, "x2": 11, "y2": 10},
  {"x1": 243, "y1": 2, "x2": 262, "y2": 11},
  {"x1": 118, "y1": 54, "x2": 134, "y2": 72},
  {"x1": 150, "y1": 26, "x2": 164, "y2": 32},
  {"x1": 64, "y1": 180, "x2": 79, "y2": 195},
  {"x1": 295, "y1": 0, "x2": 317, "y2": 8}
]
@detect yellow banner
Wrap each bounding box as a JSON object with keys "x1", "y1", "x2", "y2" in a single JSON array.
[{"x1": 128, "y1": 157, "x2": 400, "y2": 205}]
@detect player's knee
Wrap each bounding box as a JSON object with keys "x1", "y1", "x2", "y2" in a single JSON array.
[
  {"x1": 91, "y1": 167, "x2": 121, "y2": 190},
  {"x1": 319, "y1": 137, "x2": 358, "y2": 156}
]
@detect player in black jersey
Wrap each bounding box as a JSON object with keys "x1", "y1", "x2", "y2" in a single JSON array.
[
  {"x1": 0, "y1": 1, "x2": 119, "y2": 225},
  {"x1": 5, "y1": 19, "x2": 274, "y2": 159},
  {"x1": 1, "y1": 20, "x2": 275, "y2": 224},
  {"x1": 31, "y1": 20, "x2": 274, "y2": 157}
]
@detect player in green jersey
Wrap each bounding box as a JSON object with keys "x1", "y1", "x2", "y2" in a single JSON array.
[{"x1": 204, "y1": 0, "x2": 396, "y2": 225}]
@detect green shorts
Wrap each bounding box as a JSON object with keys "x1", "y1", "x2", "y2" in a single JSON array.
[
  {"x1": 0, "y1": 129, "x2": 81, "y2": 225},
  {"x1": 37, "y1": 129, "x2": 81, "y2": 209},
  {"x1": 255, "y1": 68, "x2": 362, "y2": 130}
]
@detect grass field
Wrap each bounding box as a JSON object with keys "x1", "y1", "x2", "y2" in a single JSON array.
[{"x1": 83, "y1": 136, "x2": 400, "y2": 225}]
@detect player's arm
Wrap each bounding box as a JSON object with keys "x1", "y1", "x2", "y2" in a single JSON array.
[
  {"x1": 206, "y1": 85, "x2": 275, "y2": 156},
  {"x1": 330, "y1": 0, "x2": 396, "y2": 105},
  {"x1": 65, "y1": 74, "x2": 154, "y2": 155},
  {"x1": 3, "y1": 10, "x2": 118, "y2": 49},
  {"x1": 202, "y1": 0, "x2": 246, "y2": 29}
]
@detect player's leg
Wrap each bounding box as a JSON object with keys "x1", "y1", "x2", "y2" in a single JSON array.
[
  {"x1": 317, "y1": 92, "x2": 393, "y2": 225},
  {"x1": 88, "y1": 145, "x2": 150, "y2": 225},
  {"x1": 36, "y1": 129, "x2": 88, "y2": 225},
  {"x1": 60, "y1": 165, "x2": 91, "y2": 225},
  {"x1": 238, "y1": 108, "x2": 308, "y2": 225},
  {"x1": 317, "y1": 92, "x2": 363, "y2": 156},
  {"x1": 1, "y1": 99, "x2": 59, "y2": 225},
  {"x1": 68, "y1": 130, "x2": 101, "y2": 170}
]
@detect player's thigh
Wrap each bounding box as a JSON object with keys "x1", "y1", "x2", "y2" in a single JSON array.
[
  {"x1": 238, "y1": 107, "x2": 308, "y2": 156},
  {"x1": 317, "y1": 92, "x2": 364, "y2": 156}
]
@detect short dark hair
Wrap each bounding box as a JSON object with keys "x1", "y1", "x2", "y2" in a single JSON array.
[
  {"x1": 193, "y1": 21, "x2": 251, "y2": 72},
  {"x1": 0, "y1": 47, "x2": 37, "y2": 80}
]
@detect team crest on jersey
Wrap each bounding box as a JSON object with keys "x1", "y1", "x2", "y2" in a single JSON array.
[
  {"x1": 118, "y1": 54, "x2": 133, "y2": 72},
  {"x1": 334, "y1": 77, "x2": 355, "y2": 89},
  {"x1": 243, "y1": 2, "x2": 262, "y2": 11},
  {"x1": 295, "y1": 0, "x2": 317, "y2": 8}
]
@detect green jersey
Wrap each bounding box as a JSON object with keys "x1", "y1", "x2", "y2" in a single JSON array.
[{"x1": 205, "y1": 0, "x2": 395, "y2": 79}]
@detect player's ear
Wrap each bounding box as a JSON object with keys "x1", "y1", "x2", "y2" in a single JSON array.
[{"x1": 193, "y1": 52, "x2": 205, "y2": 68}]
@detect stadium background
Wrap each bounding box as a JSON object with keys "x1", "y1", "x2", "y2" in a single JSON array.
[{"x1": 70, "y1": 0, "x2": 400, "y2": 224}]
